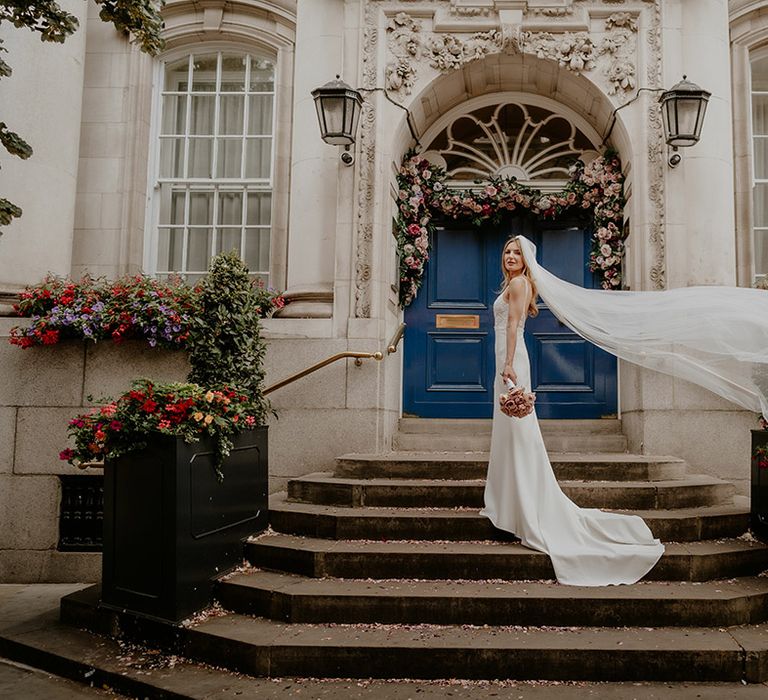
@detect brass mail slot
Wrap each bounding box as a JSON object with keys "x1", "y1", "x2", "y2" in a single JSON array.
[{"x1": 436, "y1": 314, "x2": 480, "y2": 329}]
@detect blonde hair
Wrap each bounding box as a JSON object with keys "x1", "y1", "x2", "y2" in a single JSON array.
[{"x1": 500, "y1": 236, "x2": 539, "y2": 318}]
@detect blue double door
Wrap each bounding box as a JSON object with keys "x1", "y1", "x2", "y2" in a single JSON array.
[{"x1": 402, "y1": 216, "x2": 617, "y2": 419}]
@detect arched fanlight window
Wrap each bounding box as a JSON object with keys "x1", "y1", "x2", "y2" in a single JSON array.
[{"x1": 420, "y1": 101, "x2": 600, "y2": 186}]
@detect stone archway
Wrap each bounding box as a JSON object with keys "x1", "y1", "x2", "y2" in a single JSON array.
[
  {"x1": 391, "y1": 52, "x2": 633, "y2": 181},
  {"x1": 389, "y1": 54, "x2": 631, "y2": 420}
]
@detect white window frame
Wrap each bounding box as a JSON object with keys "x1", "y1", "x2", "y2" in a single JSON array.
[{"x1": 144, "y1": 44, "x2": 278, "y2": 283}]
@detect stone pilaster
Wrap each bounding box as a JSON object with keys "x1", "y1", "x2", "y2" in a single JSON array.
[
  {"x1": 280, "y1": 0, "x2": 345, "y2": 318},
  {"x1": 664, "y1": 0, "x2": 737, "y2": 287}
]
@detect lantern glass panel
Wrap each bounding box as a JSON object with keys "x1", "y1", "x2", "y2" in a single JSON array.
[
  {"x1": 321, "y1": 96, "x2": 347, "y2": 136},
  {"x1": 348, "y1": 100, "x2": 362, "y2": 142},
  {"x1": 674, "y1": 97, "x2": 705, "y2": 145}
]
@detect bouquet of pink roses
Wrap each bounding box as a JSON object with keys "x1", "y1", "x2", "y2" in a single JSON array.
[{"x1": 499, "y1": 377, "x2": 536, "y2": 418}]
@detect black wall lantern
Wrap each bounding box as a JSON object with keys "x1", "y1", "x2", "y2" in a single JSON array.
[
  {"x1": 659, "y1": 76, "x2": 711, "y2": 167},
  {"x1": 312, "y1": 76, "x2": 363, "y2": 164}
]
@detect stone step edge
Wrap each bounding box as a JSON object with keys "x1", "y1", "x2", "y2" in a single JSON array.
[
  {"x1": 59, "y1": 586, "x2": 768, "y2": 683},
  {"x1": 270, "y1": 492, "x2": 750, "y2": 519},
  {"x1": 5, "y1": 627, "x2": 764, "y2": 699},
  {"x1": 245, "y1": 533, "x2": 768, "y2": 583},
  {"x1": 247, "y1": 532, "x2": 768, "y2": 555},
  {"x1": 337, "y1": 452, "x2": 686, "y2": 465},
  {"x1": 398, "y1": 418, "x2": 624, "y2": 434},
  {"x1": 0, "y1": 624, "x2": 184, "y2": 700},
  {"x1": 217, "y1": 572, "x2": 768, "y2": 626},
  {"x1": 222, "y1": 570, "x2": 768, "y2": 600},
  {"x1": 290, "y1": 472, "x2": 732, "y2": 489}
]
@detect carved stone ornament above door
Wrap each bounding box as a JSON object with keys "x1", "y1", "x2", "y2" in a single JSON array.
[{"x1": 380, "y1": 1, "x2": 655, "y2": 100}]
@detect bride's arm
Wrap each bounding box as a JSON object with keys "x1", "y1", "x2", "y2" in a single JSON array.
[{"x1": 502, "y1": 277, "x2": 530, "y2": 384}]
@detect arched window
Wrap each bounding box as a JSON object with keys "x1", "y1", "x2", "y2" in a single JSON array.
[
  {"x1": 419, "y1": 98, "x2": 601, "y2": 189},
  {"x1": 150, "y1": 51, "x2": 275, "y2": 284}
]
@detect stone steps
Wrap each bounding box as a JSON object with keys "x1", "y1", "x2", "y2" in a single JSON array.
[
  {"x1": 269, "y1": 493, "x2": 751, "y2": 543},
  {"x1": 398, "y1": 418, "x2": 624, "y2": 435},
  {"x1": 395, "y1": 418, "x2": 628, "y2": 453},
  {"x1": 393, "y1": 432, "x2": 629, "y2": 453},
  {"x1": 60, "y1": 586, "x2": 768, "y2": 683},
  {"x1": 334, "y1": 452, "x2": 688, "y2": 481},
  {"x1": 217, "y1": 570, "x2": 768, "y2": 628},
  {"x1": 246, "y1": 533, "x2": 768, "y2": 582},
  {"x1": 288, "y1": 472, "x2": 735, "y2": 510}
]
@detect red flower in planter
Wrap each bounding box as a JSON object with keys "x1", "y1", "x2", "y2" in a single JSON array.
[{"x1": 141, "y1": 399, "x2": 158, "y2": 413}]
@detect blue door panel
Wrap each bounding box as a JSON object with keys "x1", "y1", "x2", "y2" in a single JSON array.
[
  {"x1": 533, "y1": 335, "x2": 594, "y2": 388},
  {"x1": 403, "y1": 215, "x2": 617, "y2": 419},
  {"x1": 428, "y1": 334, "x2": 487, "y2": 390},
  {"x1": 431, "y1": 229, "x2": 486, "y2": 306}
]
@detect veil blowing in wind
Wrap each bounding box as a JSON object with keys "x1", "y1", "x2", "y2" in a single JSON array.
[{"x1": 515, "y1": 236, "x2": 768, "y2": 419}]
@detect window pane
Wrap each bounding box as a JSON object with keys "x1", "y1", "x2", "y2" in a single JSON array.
[
  {"x1": 244, "y1": 228, "x2": 270, "y2": 272},
  {"x1": 164, "y1": 56, "x2": 189, "y2": 91},
  {"x1": 246, "y1": 192, "x2": 271, "y2": 225},
  {"x1": 159, "y1": 138, "x2": 185, "y2": 178},
  {"x1": 756, "y1": 230, "x2": 768, "y2": 275},
  {"x1": 187, "y1": 228, "x2": 213, "y2": 271},
  {"x1": 755, "y1": 137, "x2": 768, "y2": 179},
  {"x1": 249, "y1": 57, "x2": 275, "y2": 92},
  {"x1": 755, "y1": 184, "x2": 768, "y2": 227},
  {"x1": 220, "y1": 96, "x2": 245, "y2": 135},
  {"x1": 245, "y1": 138, "x2": 271, "y2": 179},
  {"x1": 216, "y1": 138, "x2": 243, "y2": 178},
  {"x1": 159, "y1": 187, "x2": 186, "y2": 225},
  {"x1": 218, "y1": 192, "x2": 243, "y2": 225},
  {"x1": 754, "y1": 56, "x2": 768, "y2": 91},
  {"x1": 157, "y1": 228, "x2": 184, "y2": 271},
  {"x1": 188, "y1": 139, "x2": 213, "y2": 178},
  {"x1": 189, "y1": 192, "x2": 213, "y2": 225},
  {"x1": 221, "y1": 55, "x2": 246, "y2": 92},
  {"x1": 248, "y1": 95, "x2": 273, "y2": 135},
  {"x1": 161, "y1": 96, "x2": 187, "y2": 135},
  {"x1": 191, "y1": 54, "x2": 218, "y2": 92},
  {"x1": 190, "y1": 96, "x2": 215, "y2": 135},
  {"x1": 216, "y1": 228, "x2": 242, "y2": 255}
]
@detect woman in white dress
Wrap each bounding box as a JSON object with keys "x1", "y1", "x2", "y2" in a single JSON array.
[{"x1": 479, "y1": 235, "x2": 666, "y2": 586}]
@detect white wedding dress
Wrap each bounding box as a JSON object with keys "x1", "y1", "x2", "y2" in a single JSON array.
[{"x1": 479, "y1": 290, "x2": 666, "y2": 586}]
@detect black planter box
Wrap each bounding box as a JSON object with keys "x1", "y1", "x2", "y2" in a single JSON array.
[
  {"x1": 751, "y1": 429, "x2": 768, "y2": 542},
  {"x1": 101, "y1": 427, "x2": 268, "y2": 623}
]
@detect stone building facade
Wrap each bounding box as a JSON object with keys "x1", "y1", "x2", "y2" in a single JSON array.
[{"x1": 0, "y1": 0, "x2": 765, "y2": 581}]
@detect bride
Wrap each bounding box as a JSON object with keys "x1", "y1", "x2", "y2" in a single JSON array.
[
  {"x1": 479, "y1": 235, "x2": 666, "y2": 586},
  {"x1": 480, "y1": 231, "x2": 768, "y2": 585}
]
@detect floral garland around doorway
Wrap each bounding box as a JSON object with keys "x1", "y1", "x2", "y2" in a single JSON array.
[{"x1": 394, "y1": 150, "x2": 626, "y2": 307}]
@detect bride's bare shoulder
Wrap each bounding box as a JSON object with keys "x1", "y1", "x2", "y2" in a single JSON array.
[
  {"x1": 503, "y1": 275, "x2": 530, "y2": 305},
  {"x1": 509, "y1": 275, "x2": 531, "y2": 296}
]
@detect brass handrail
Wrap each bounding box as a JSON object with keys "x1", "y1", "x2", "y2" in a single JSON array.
[
  {"x1": 75, "y1": 322, "x2": 407, "y2": 467},
  {"x1": 387, "y1": 322, "x2": 406, "y2": 354},
  {"x1": 264, "y1": 322, "x2": 407, "y2": 395},
  {"x1": 263, "y1": 351, "x2": 382, "y2": 396}
]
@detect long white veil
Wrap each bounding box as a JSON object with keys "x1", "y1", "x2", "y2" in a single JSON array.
[{"x1": 516, "y1": 235, "x2": 768, "y2": 418}]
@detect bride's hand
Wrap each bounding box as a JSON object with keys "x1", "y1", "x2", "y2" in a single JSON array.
[{"x1": 502, "y1": 364, "x2": 517, "y2": 384}]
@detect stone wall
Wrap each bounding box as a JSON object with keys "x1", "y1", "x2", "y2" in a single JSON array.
[
  {"x1": 0, "y1": 317, "x2": 400, "y2": 583},
  {"x1": 620, "y1": 363, "x2": 755, "y2": 497}
]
